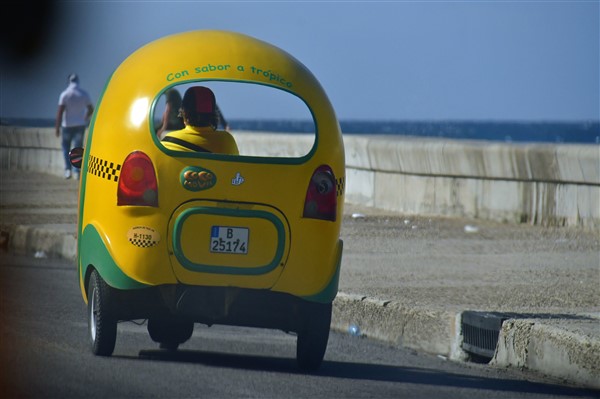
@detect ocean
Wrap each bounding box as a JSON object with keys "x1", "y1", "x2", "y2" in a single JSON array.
[{"x1": 1, "y1": 117, "x2": 598, "y2": 144}]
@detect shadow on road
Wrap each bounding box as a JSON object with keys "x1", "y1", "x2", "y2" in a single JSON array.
[{"x1": 134, "y1": 349, "x2": 598, "y2": 398}]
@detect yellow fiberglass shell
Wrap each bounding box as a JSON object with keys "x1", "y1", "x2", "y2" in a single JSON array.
[{"x1": 77, "y1": 30, "x2": 345, "y2": 304}]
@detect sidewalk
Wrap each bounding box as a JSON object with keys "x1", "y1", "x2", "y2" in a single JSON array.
[{"x1": 0, "y1": 170, "x2": 598, "y2": 389}]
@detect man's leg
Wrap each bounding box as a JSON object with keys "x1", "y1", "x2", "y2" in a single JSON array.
[
  {"x1": 72, "y1": 127, "x2": 85, "y2": 179},
  {"x1": 61, "y1": 127, "x2": 75, "y2": 178}
]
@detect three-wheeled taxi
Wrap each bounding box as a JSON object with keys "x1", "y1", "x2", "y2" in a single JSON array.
[{"x1": 70, "y1": 30, "x2": 345, "y2": 370}]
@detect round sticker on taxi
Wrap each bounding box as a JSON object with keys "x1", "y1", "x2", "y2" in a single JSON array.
[
  {"x1": 181, "y1": 166, "x2": 217, "y2": 191},
  {"x1": 127, "y1": 226, "x2": 160, "y2": 248}
]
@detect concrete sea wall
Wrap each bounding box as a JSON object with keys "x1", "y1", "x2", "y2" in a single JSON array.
[
  {"x1": 2, "y1": 126, "x2": 598, "y2": 229},
  {"x1": 341, "y1": 135, "x2": 599, "y2": 229}
]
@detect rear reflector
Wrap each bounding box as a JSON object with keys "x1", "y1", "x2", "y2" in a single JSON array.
[
  {"x1": 303, "y1": 165, "x2": 337, "y2": 221},
  {"x1": 117, "y1": 151, "x2": 158, "y2": 206}
]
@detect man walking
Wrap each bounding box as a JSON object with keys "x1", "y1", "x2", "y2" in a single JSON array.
[{"x1": 55, "y1": 73, "x2": 94, "y2": 179}]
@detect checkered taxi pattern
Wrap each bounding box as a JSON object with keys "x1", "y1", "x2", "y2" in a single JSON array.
[
  {"x1": 88, "y1": 155, "x2": 121, "y2": 182},
  {"x1": 336, "y1": 176, "x2": 345, "y2": 197},
  {"x1": 128, "y1": 236, "x2": 158, "y2": 248}
]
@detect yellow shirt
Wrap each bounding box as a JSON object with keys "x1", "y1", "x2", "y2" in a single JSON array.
[{"x1": 162, "y1": 125, "x2": 239, "y2": 155}]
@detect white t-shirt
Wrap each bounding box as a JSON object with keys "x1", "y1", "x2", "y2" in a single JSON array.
[{"x1": 58, "y1": 82, "x2": 93, "y2": 127}]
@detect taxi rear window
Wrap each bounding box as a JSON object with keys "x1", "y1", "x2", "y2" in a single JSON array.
[{"x1": 152, "y1": 81, "x2": 316, "y2": 159}]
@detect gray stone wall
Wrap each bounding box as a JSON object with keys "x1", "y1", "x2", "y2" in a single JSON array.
[{"x1": 2, "y1": 126, "x2": 598, "y2": 229}]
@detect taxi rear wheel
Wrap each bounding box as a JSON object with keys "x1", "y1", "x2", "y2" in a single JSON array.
[
  {"x1": 88, "y1": 269, "x2": 117, "y2": 356},
  {"x1": 296, "y1": 303, "x2": 332, "y2": 371},
  {"x1": 148, "y1": 319, "x2": 194, "y2": 351}
]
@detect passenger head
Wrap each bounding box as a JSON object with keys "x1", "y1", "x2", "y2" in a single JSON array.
[
  {"x1": 165, "y1": 88, "x2": 182, "y2": 108},
  {"x1": 180, "y1": 86, "x2": 217, "y2": 129}
]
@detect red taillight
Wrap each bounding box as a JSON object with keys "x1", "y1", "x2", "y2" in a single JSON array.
[
  {"x1": 117, "y1": 151, "x2": 158, "y2": 206},
  {"x1": 303, "y1": 165, "x2": 337, "y2": 221}
]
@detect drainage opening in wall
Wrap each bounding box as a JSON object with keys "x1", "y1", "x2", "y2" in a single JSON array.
[{"x1": 461, "y1": 311, "x2": 507, "y2": 363}]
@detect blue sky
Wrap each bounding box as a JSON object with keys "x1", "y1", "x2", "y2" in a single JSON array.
[{"x1": 1, "y1": 1, "x2": 598, "y2": 121}]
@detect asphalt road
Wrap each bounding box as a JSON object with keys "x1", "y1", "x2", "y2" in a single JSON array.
[{"x1": 1, "y1": 253, "x2": 597, "y2": 399}]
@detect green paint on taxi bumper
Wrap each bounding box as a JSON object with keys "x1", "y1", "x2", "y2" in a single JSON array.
[
  {"x1": 302, "y1": 239, "x2": 343, "y2": 304},
  {"x1": 80, "y1": 224, "x2": 148, "y2": 290}
]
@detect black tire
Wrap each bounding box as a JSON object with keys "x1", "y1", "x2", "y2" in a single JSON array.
[
  {"x1": 296, "y1": 303, "x2": 332, "y2": 371},
  {"x1": 88, "y1": 269, "x2": 117, "y2": 356},
  {"x1": 148, "y1": 319, "x2": 194, "y2": 351}
]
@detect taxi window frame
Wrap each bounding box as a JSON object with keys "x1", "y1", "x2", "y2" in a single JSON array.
[{"x1": 150, "y1": 79, "x2": 319, "y2": 165}]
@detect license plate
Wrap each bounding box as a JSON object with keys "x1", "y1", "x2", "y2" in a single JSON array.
[{"x1": 210, "y1": 226, "x2": 249, "y2": 254}]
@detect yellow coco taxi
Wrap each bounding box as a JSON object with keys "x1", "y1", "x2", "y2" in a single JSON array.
[{"x1": 69, "y1": 30, "x2": 345, "y2": 371}]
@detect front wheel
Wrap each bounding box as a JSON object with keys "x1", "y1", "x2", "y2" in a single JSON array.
[
  {"x1": 296, "y1": 303, "x2": 332, "y2": 371},
  {"x1": 88, "y1": 269, "x2": 117, "y2": 356}
]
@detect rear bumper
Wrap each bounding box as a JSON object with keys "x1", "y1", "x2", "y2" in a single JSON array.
[{"x1": 112, "y1": 284, "x2": 331, "y2": 334}]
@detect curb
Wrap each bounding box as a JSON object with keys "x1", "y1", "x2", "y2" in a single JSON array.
[
  {"x1": 2, "y1": 224, "x2": 599, "y2": 390},
  {"x1": 492, "y1": 318, "x2": 600, "y2": 389},
  {"x1": 331, "y1": 295, "x2": 600, "y2": 390},
  {"x1": 330, "y1": 293, "x2": 465, "y2": 360}
]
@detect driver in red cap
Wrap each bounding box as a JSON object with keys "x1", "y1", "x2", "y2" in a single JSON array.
[{"x1": 162, "y1": 86, "x2": 239, "y2": 155}]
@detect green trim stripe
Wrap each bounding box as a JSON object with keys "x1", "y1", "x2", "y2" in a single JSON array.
[
  {"x1": 77, "y1": 73, "x2": 112, "y2": 264},
  {"x1": 80, "y1": 224, "x2": 148, "y2": 290},
  {"x1": 173, "y1": 207, "x2": 285, "y2": 275},
  {"x1": 301, "y1": 239, "x2": 343, "y2": 304}
]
